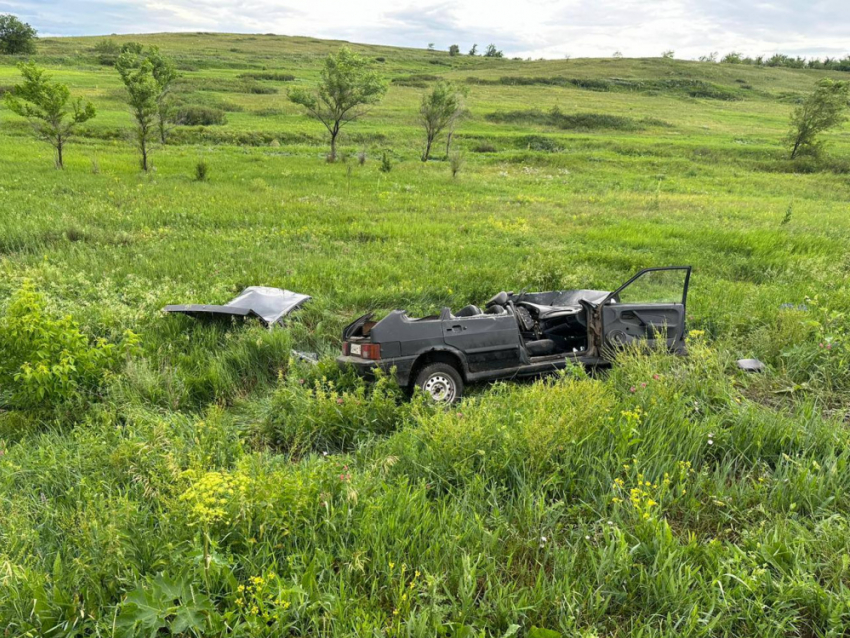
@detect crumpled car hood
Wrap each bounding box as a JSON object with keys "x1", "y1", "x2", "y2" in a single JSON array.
[{"x1": 164, "y1": 286, "x2": 311, "y2": 326}]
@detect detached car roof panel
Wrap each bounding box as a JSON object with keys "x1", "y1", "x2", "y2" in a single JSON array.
[{"x1": 164, "y1": 286, "x2": 311, "y2": 326}]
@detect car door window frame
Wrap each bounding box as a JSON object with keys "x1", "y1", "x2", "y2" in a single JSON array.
[{"x1": 604, "y1": 266, "x2": 692, "y2": 309}]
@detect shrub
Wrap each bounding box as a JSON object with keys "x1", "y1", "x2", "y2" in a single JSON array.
[
  {"x1": 450, "y1": 151, "x2": 464, "y2": 178},
  {"x1": 238, "y1": 71, "x2": 295, "y2": 81},
  {"x1": 253, "y1": 107, "x2": 284, "y2": 117},
  {"x1": 243, "y1": 83, "x2": 277, "y2": 94},
  {"x1": 258, "y1": 368, "x2": 412, "y2": 454},
  {"x1": 93, "y1": 39, "x2": 120, "y2": 55},
  {"x1": 472, "y1": 141, "x2": 497, "y2": 153},
  {"x1": 488, "y1": 108, "x2": 648, "y2": 131},
  {"x1": 172, "y1": 105, "x2": 227, "y2": 126},
  {"x1": 517, "y1": 135, "x2": 562, "y2": 152},
  {"x1": 392, "y1": 74, "x2": 442, "y2": 87},
  {"x1": 121, "y1": 41, "x2": 144, "y2": 55},
  {"x1": 194, "y1": 159, "x2": 209, "y2": 181},
  {"x1": 379, "y1": 152, "x2": 393, "y2": 173},
  {"x1": 92, "y1": 39, "x2": 120, "y2": 64},
  {"x1": 0, "y1": 283, "x2": 138, "y2": 411}
]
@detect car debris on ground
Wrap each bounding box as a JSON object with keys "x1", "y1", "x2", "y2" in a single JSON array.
[{"x1": 164, "y1": 286, "x2": 310, "y2": 326}]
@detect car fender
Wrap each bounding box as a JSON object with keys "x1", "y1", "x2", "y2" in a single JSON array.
[{"x1": 409, "y1": 344, "x2": 470, "y2": 381}]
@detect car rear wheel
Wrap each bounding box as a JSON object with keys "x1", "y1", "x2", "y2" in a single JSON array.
[{"x1": 414, "y1": 363, "x2": 463, "y2": 404}]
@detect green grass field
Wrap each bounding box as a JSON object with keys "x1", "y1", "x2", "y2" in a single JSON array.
[{"x1": 1, "y1": 33, "x2": 850, "y2": 637}]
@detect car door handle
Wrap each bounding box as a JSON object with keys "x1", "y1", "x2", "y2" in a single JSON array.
[{"x1": 446, "y1": 324, "x2": 466, "y2": 332}]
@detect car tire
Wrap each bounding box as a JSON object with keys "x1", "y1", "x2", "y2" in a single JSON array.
[{"x1": 414, "y1": 363, "x2": 463, "y2": 404}]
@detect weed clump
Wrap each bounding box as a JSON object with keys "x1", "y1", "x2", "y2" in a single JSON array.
[
  {"x1": 472, "y1": 141, "x2": 497, "y2": 153},
  {"x1": 194, "y1": 159, "x2": 209, "y2": 181},
  {"x1": 258, "y1": 363, "x2": 415, "y2": 454},
  {"x1": 450, "y1": 151, "x2": 464, "y2": 178}
]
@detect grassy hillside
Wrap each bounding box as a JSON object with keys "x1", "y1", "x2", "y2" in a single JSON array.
[{"x1": 1, "y1": 33, "x2": 850, "y2": 637}]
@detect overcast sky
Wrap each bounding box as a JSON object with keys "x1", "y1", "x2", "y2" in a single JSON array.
[{"x1": 3, "y1": 0, "x2": 848, "y2": 60}]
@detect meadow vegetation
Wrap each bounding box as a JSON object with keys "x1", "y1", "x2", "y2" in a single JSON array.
[{"x1": 1, "y1": 32, "x2": 850, "y2": 637}]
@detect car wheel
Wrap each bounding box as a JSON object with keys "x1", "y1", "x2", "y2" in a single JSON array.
[{"x1": 415, "y1": 363, "x2": 463, "y2": 404}]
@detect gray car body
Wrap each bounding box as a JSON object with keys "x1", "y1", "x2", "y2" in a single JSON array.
[{"x1": 337, "y1": 267, "x2": 692, "y2": 389}]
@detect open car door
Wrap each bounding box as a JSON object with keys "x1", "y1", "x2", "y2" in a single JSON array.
[{"x1": 601, "y1": 267, "x2": 691, "y2": 354}]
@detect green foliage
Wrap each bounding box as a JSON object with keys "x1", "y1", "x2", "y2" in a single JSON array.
[
  {"x1": 173, "y1": 104, "x2": 227, "y2": 126},
  {"x1": 483, "y1": 44, "x2": 503, "y2": 58},
  {"x1": 194, "y1": 158, "x2": 209, "y2": 181},
  {"x1": 449, "y1": 150, "x2": 464, "y2": 178},
  {"x1": 419, "y1": 80, "x2": 466, "y2": 161},
  {"x1": 486, "y1": 107, "x2": 662, "y2": 131},
  {"x1": 449, "y1": 44, "x2": 460, "y2": 56},
  {"x1": 116, "y1": 573, "x2": 216, "y2": 637},
  {"x1": 787, "y1": 78, "x2": 850, "y2": 159},
  {"x1": 379, "y1": 150, "x2": 393, "y2": 172},
  {"x1": 93, "y1": 38, "x2": 120, "y2": 55},
  {"x1": 259, "y1": 366, "x2": 413, "y2": 454},
  {"x1": 0, "y1": 283, "x2": 136, "y2": 411},
  {"x1": 4, "y1": 63, "x2": 96, "y2": 168},
  {"x1": 116, "y1": 51, "x2": 161, "y2": 170},
  {"x1": 116, "y1": 44, "x2": 178, "y2": 160},
  {"x1": 0, "y1": 14, "x2": 36, "y2": 55},
  {"x1": 288, "y1": 46, "x2": 387, "y2": 161},
  {"x1": 92, "y1": 38, "x2": 121, "y2": 65},
  {"x1": 237, "y1": 71, "x2": 295, "y2": 81}
]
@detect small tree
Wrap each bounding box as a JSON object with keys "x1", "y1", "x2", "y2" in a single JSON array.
[
  {"x1": 116, "y1": 53, "x2": 159, "y2": 171},
  {"x1": 0, "y1": 14, "x2": 36, "y2": 55},
  {"x1": 448, "y1": 44, "x2": 460, "y2": 56},
  {"x1": 662, "y1": 50, "x2": 675, "y2": 59},
  {"x1": 4, "y1": 63, "x2": 96, "y2": 169},
  {"x1": 483, "y1": 44, "x2": 503, "y2": 58},
  {"x1": 148, "y1": 48, "x2": 178, "y2": 143},
  {"x1": 419, "y1": 81, "x2": 466, "y2": 161},
  {"x1": 288, "y1": 46, "x2": 387, "y2": 162},
  {"x1": 787, "y1": 78, "x2": 850, "y2": 159},
  {"x1": 115, "y1": 45, "x2": 177, "y2": 143},
  {"x1": 468, "y1": 44, "x2": 478, "y2": 56}
]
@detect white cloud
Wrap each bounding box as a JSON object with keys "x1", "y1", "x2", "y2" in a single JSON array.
[{"x1": 4, "y1": 0, "x2": 849, "y2": 59}]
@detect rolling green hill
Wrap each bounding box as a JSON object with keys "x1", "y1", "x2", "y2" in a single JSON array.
[{"x1": 1, "y1": 33, "x2": 850, "y2": 638}]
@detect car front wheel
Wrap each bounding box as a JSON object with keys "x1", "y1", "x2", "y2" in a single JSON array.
[{"x1": 414, "y1": 363, "x2": 463, "y2": 404}]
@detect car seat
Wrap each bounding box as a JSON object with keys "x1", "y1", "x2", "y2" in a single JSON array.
[
  {"x1": 455, "y1": 305, "x2": 483, "y2": 317},
  {"x1": 524, "y1": 339, "x2": 556, "y2": 356}
]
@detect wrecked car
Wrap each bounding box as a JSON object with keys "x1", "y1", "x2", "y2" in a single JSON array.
[{"x1": 337, "y1": 267, "x2": 692, "y2": 403}]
